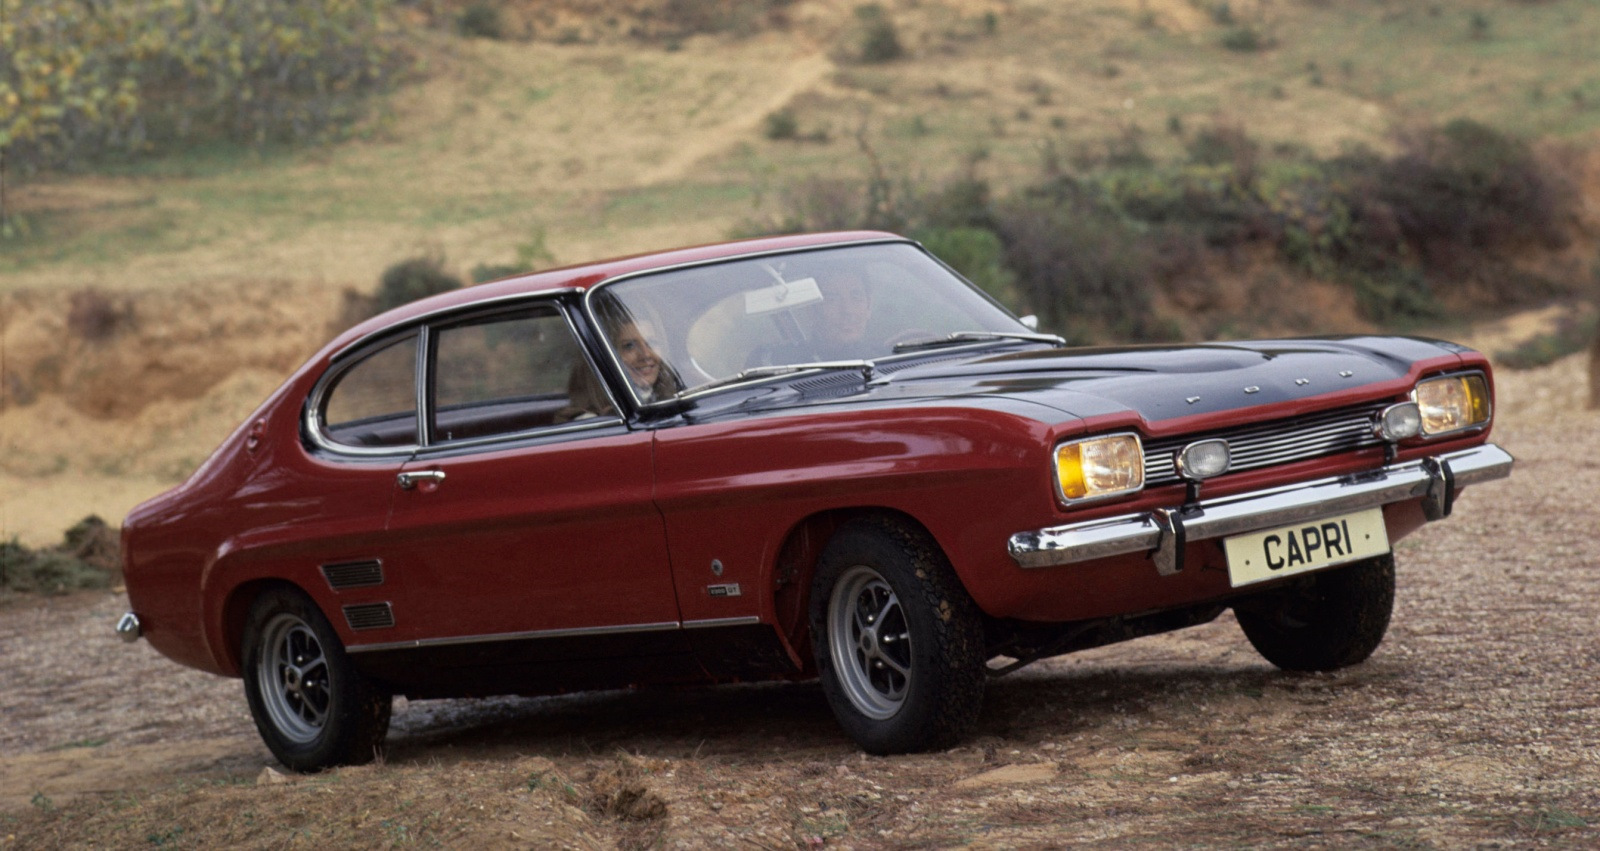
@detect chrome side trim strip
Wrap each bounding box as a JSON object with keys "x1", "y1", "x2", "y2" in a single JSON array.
[
  {"x1": 346, "y1": 620, "x2": 682, "y2": 654},
  {"x1": 681, "y1": 616, "x2": 763, "y2": 630},
  {"x1": 1009, "y1": 443, "x2": 1513, "y2": 571}
]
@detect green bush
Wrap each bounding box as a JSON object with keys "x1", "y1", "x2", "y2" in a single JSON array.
[
  {"x1": 993, "y1": 184, "x2": 1169, "y2": 342},
  {"x1": 745, "y1": 117, "x2": 1574, "y2": 341},
  {"x1": 918, "y1": 178, "x2": 994, "y2": 230},
  {"x1": 764, "y1": 109, "x2": 799, "y2": 141},
  {"x1": 1, "y1": 0, "x2": 409, "y2": 173},
  {"x1": 1220, "y1": 26, "x2": 1267, "y2": 52},
  {"x1": 1372, "y1": 119, "x2": 1571, "y2": 268},
  {"x1": 457, "y1": 3, "x2": 504, "y2": 39},
  {"x1": 0, "y1": 516, "x2": 119, "y2": 596},
  {"x1": 375, "y1": 256, "x2": 463, "y2": 313},
  {"x1": 853, "y1": 5, "x2": 904, "y2": 63},
  {"x1": 914, "y1": 226, "x2": 1018, "y2": 309}
]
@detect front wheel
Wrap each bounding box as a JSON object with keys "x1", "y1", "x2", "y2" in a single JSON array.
[
  {"x1": 1234, "y1": 554, "x2": 1396, "y2": 672},
  {"x1": 809, "y1": 518, "x2": 986, "y2": 754},
  {"x1": 241, "y1": 587, "x2": 391, "y2": 772}
]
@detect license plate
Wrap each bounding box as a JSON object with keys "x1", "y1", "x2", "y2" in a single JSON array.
[{"x1": 1223, "y1": 507, "x2": 1390, "y2": 588}]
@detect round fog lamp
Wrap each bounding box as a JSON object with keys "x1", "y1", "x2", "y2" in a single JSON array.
[
  {"x1": 1377, "y1": 401, "x2": 1423, "y2": 441},
  {"x1": 1177, "y1": 439, "x2": 1231, "y2": 481}
]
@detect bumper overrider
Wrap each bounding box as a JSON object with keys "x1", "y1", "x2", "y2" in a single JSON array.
[{"x1": 1008, "y1": 443, "x2": 1514, "y2": 575}]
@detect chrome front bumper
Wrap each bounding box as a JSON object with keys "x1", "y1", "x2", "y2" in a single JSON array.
[{"x1": 1008, "y1": 443, "x2": 1513, "y2": 575}]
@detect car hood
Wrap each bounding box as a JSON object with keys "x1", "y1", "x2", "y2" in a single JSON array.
[{"x1": 868, "y1": 336, "x2": 1466, "y2": 426}]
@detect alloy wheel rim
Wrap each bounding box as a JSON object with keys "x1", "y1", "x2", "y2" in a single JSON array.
[
  {"x1": 256, "y1": 613, "x2": 331, "y2": 744},
  {"x1": 828, "y1": 565, "x2": 912, "y2": 720}
]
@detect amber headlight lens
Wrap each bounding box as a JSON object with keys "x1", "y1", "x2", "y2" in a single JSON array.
[
  {"x1": 1412, "y1": 374, "x2": 1491, "y2": 437},
  {"x1": 1055, "y1": 434, "x2": 1144, "y2": 503}
]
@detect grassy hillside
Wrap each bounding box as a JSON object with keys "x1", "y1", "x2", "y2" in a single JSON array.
[{"x1": 3, "y1": 0, "x2": 1598, "y2": 294}]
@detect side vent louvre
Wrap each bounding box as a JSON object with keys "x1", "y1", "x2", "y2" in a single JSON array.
[
  {"x1": 342, "y1": 603, "x2": 395, "y2": 631},
  {"x1": 321, "y1": 560, "x2": 384, "y2": 590}
]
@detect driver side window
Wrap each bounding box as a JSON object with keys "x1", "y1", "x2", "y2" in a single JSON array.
[{"x1": 429, "y1": 306, "x2": 614, "y2": 444}]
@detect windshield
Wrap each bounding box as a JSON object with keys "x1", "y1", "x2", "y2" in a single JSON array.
[{"x1": 587, "y1": 241, "x2": 1029, "y2": 402}]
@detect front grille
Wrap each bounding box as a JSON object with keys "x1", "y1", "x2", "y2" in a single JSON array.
[
  {"x1": 1144, "y1": 401, "x2": 1389, "y2": 486},
  {"x1": 343, "y1": 602, "x2": 395, "y2": 631},
  {"x1": 321, "y1": 560, "x2": 384, "y2": 590}
]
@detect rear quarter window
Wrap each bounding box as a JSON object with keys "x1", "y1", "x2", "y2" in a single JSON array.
[{"x1": 321, "y1": 334, "x2": 419, "y2": 448}]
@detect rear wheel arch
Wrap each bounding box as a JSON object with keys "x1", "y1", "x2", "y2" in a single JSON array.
[
  {"x1": 219, "y1": 578, "x2": 312, "y2": 674},
  {"x1": 240, "y1": 585, "x2": 391, "y2": 771}
]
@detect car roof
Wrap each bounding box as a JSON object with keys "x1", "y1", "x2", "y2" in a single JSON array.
[{"x1": 326, "y1": 230, "x2": 903, "y2": 357}]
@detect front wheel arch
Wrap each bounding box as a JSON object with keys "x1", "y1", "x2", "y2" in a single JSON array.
[
  {"x1": 772, "y1": 507, "x2": 950, "y2": 672},
  {"x1": 807, "y1": 514, "x2": 987, "y2": 754}
]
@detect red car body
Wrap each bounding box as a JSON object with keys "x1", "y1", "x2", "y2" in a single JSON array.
[{"x1": 120, "y1": 231, "x2": 1511, "y2": 770}]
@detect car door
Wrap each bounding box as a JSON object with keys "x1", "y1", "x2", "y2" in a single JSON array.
[{"x1": 382, "y1": 301, "x2": 681, "y2": 645}]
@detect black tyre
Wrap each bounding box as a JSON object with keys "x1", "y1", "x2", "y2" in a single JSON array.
[
  {"x1": 809, "y1": 518, "x2": 986, "y2": 754},
  {"x1": 1234, "y1": 554, "x2": 1396, "y2": 672},
  {"x1": 241, "y1": 587, "x2": 391, "y2": 772}
]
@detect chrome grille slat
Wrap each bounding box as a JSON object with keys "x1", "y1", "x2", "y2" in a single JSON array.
[
  {"x1": 1231, "y1": 441, "x2": 1377, "y2": 468},
  {"x1": 1144, "y1": 401, "x2": 1387, "y2": 486},
  {"x1": 1228, "y1": 428, "x2": 1378, "y2": 456}
]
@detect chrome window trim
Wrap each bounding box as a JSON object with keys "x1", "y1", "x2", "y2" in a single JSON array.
[
  {"x1": 329, "y1": 287, "x2": 584, "y2": 362},
  {"x1": 583, "y1": 236, "x2": 910, "y2": 412},
  {"x1": 303, "y1": 329, "x2": 424, "y2": 459},
  {"x1": 421, "y1": 301, "x2": 625, "y2": 448},
  {"x1": 411, "y1": 417, "x2": 625, "y2": 456},
  {"x1": 308, "y1": 293, "x2": 627, "y2": 458},
  {"x1": 413, "y1": 324, "x2": 431, "y2": 447}
]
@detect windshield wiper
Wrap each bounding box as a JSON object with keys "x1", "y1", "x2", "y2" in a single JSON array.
[
  {"x1": 892, "y1": 331, "x2": 1066, "y2": 353},
  {"x1": 682, "y1": 360, "x2": 877, "y2": 400}
]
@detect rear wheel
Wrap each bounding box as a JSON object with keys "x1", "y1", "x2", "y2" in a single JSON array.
[
  {"x1": 242, "y1": 587, "x2": 391, "y2": 772},
  {"x1": 809, "y1": 518, "x2": 986, "y2": 754},
  {"x1": 1234, "y1": 554, "x2": 1395, "y2": 672}
]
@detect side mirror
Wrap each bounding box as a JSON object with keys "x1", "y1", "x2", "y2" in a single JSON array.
[{"x1": 1019, "y1": 314, "x2": 1040, "y2": 331}]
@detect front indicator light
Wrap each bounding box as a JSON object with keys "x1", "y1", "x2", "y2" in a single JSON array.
[
  {"x1": 1413, "y1": 374, "x2": 1491, "y2": 437},
  {"x1": 1056, "y1": 434, "x2": 1144, "y2": 503}
]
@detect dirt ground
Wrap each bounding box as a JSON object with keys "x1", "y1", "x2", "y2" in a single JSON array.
[{"x1": 0, "y1": 356, "x2": 1596, "y2": 848}]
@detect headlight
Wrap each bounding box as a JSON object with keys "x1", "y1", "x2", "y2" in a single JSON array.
[
  {"x1": 1412, "y1": 373, "x2": 1491, "y2": 437},
  {"x1": 1055, "y1": 433, "x2": 1144, "y2": 503}
]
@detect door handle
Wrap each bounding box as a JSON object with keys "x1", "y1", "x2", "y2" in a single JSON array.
[{"x1": 397, "y1": 470, "x2": 446, "y2": 490}]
